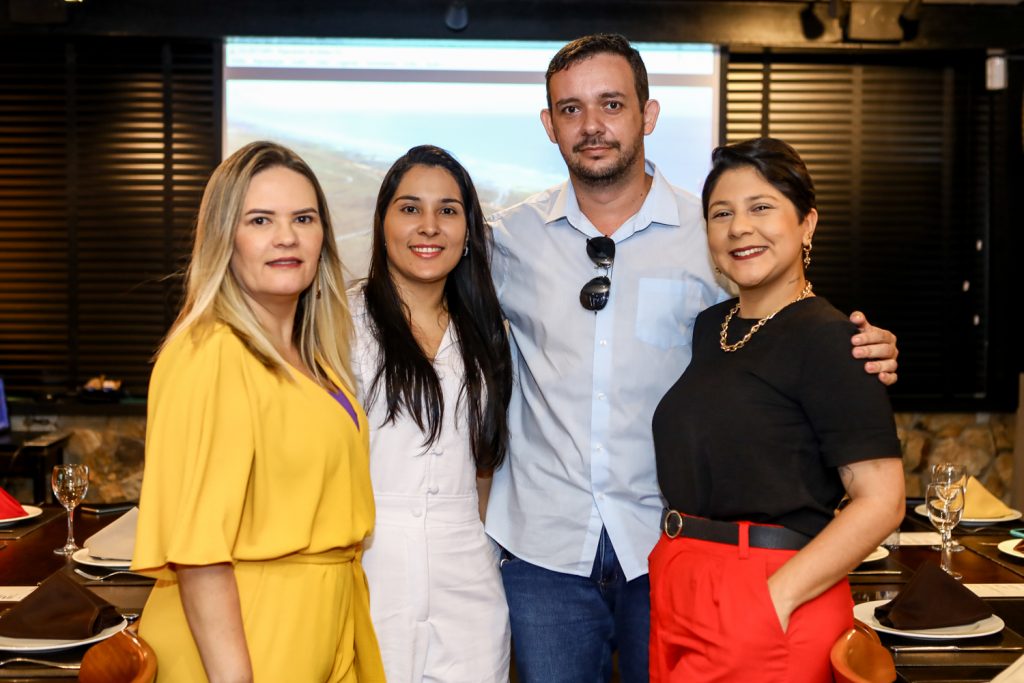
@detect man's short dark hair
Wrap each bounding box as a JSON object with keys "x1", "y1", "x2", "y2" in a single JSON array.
[{"x1": 545, "y1": 34, "x2": 649, "y2": 111}]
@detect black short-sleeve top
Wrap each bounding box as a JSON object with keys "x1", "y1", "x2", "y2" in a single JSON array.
[{"x1": 652, "y1": 296, "x2": 901, "y2": 538}]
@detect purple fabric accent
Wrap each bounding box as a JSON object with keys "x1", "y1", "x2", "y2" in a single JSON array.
[{"x1": 330, "y1": 388, "x2": 359, "y2": 431}]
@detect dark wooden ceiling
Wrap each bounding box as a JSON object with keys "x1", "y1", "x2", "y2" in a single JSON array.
[{"x1": 1, "y1": 0, "x2": 1022, "y2": 50}]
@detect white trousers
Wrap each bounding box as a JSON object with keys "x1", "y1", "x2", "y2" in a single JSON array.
[{"x1": 363, "y1": 493, "x2": 511, "y2": 683}]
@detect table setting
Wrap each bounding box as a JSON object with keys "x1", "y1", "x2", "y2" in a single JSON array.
[
  {"x1": 855, "y1": 562, "x2": 1005, "y2": 636},
  {"x1": 850, "y1": 560, "x2": 1024, "y2": 678},
  {"x1": 11, "y1": 456, "x2": 1024, "y2": 680},
  {"x1": 0, "y1": 572, "x2": 128, "y2": 650},
  {"x1": 844, "y1": 462, "x2": 1024, "y2": 681},
  {"x1": 0, "y1": 480, "x2": 61, "y2": 541},
  {"x1": 73, "y1": 508, "x2": 151, "y2": 586},
  {"x1": 0, "y1": 466, "x2": 146, "y2": 679},
  {"x1": 911, "y1": 465, "x2": 1023, "y2": 536}
]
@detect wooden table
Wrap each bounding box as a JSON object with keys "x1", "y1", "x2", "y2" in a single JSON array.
[
  {"x1": 848, "y1": 504, "x2": 1024, "y2": 682},
  {"x1": 0, "y1": 507, "x2": 151, "y2": 680},
  {"x1": 4, "y1": 501, "x2": 1024, "y2": 681}
]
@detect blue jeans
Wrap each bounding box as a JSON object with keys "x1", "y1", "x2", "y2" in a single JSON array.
[{"x1": 500, "y1": 529, "x2": 650, "y2": 683}]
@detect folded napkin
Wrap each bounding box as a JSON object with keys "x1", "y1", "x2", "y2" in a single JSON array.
[
  {"x1": 964, "y1": 476, "x2": 1014, "y2": 519},
  {"x1": 0, "y1": 571, "x2": 122, "y2": 639},
  {"x1": 84, "y1": 507, "x2": 138, "y2": 561},
  {"x1": 874, "y1": 562, "x2": 993, "y2": 630},
  {"x1": 0, "y1": 487, "x2": 25, "y2": 519}
]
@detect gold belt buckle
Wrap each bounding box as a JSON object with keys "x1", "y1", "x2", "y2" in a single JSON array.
[{"x1": 663, "y1": 510, "x2": 683, "y2": 539}]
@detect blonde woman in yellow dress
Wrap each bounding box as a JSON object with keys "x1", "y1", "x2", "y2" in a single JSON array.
[{"x1": 132, "y1": 141, "x2": 384, "y2": 683}]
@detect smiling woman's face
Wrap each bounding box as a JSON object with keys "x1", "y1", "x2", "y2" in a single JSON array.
[
  {"x1": 383, "y1": 164, "x2": 468, "y2": 295},
  {"x1": 230, "y1": 165, "x2": 323, "y2": 309},
  {"x1": 706, "y1": 165, "x2": 815, "y2": 295}
]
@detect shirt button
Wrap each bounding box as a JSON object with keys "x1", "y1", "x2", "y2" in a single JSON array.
[
  {"x1": 599, "y1": 339, "x2": 608, "y2": 346},
  {"x1": 596, "y1": 392, "x2": 606, "y2": 401},
  {"x1": 597, "y1": 493, "x2": 605, "y2": 501},
  {"x1": 594, "y1": 443, "x2": 603, "y2": 452},
  {"x1": 432, "y1": 449, "x2": 443, "y2": 457},
  {"x1": 428, "y1": 486, "x2": 440, "y2": 495},
  {"x1": 412, "y1": 508, "x2": 423, "y2": 517}
]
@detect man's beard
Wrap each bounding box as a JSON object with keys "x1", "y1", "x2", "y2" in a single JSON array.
[{"x1": 565, "y1": 133, "x2": 643, "y2": 187}]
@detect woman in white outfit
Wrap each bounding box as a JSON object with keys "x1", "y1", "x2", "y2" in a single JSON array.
[{"x1": 351, "y1": 145, "x2": 513, "y2": 682}]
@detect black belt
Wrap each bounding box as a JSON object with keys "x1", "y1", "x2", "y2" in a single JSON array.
[{"x1": 661, "y1": 510, "x2": 810, "y2": 551}]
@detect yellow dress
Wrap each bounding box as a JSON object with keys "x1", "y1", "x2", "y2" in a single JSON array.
[{"x1": 132, "y1": 323, "x2": 384, "y2": 682}]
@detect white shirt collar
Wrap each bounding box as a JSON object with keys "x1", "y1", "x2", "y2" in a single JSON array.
[{"x1": 543, "y1": 160, "x2": 683, "y2": 239}]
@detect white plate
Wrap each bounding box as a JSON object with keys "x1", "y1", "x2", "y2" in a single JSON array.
[
  {"x1": 0, "y1": 506, "x2": 43, "y2": 527},
  {"x1": 914, "y1": 503, "x2": 1023, "y2": 526},
  {"x1": 861, "y1": 546, "x2": 889, "y2": 563},
  {"x1": 854, "y1": 599, "x2": 1005, "y2": 640},
  {"x1": 997, "y1": 539, "x2": 1024, "y2": 560},
  {"x1": 71, "y1": 548, "x2": 130, "y2": 569},
  {"x1": 0, "y1": 618, "x2": 126, "y2": 652}
]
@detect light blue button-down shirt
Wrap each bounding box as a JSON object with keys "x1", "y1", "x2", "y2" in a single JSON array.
[{"x1": 485, "y1": 161, "x2": 729, "y2": 581}]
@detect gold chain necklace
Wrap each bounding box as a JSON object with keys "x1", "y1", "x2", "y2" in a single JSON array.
[{"x1": 719, "y1": 281, "x2": 814, "y2": 352}]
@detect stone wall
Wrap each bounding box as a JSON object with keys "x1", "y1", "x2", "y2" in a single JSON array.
[
  {"x1": 63, "y1": 416, "x2": 147, "y2": 503},
  {"x1": 10, "y1": 414, "x2": 145, "y2": 503},
  {"x1": 897, "y1": 413, "x2": 1017, "y2": 502},
  {"x1": 9, "y1": 411, "x2": 1019, "y2": 505}
]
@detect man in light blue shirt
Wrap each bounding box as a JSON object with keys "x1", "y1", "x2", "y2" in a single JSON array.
[{"x1": 485, "y1": 34, "x2": 899, "y2": 682}]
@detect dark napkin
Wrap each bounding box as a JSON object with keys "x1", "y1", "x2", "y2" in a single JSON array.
[
  {"x1": 0, "y1": 571, "x2": 122, "y2": 639},
  {"x1": 874, "y1": 561, "x2": 992, "y2": 630}
]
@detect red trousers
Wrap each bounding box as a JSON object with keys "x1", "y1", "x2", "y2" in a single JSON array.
[{"x1": 649, "y1": 524, "x2": 853, "y2": 683}]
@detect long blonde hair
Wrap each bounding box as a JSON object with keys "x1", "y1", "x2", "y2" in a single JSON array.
[{"x1": 162, "y1": 140, "x2": 355, "y2": 392}]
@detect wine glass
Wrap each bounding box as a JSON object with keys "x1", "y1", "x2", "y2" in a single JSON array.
[
  {"x1": 931, "y1": 462, "x2": 967, "y2": 552},
  {"x1": 926, "y1": 481, "x2": 965, "y2": 579},
  {"x1": 51, "y1": 464, "x2": 89, "y2": 555}
]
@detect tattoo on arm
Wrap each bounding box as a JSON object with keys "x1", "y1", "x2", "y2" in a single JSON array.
[{"x1": 839, "y1": 465, "x2": 854, "y2": 489}]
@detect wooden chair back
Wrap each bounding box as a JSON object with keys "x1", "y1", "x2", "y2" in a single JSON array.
[
  {"x1": 79, "y1": 629, "x2": 157, "y2": 683},
  {"x1": 830, "y1": 618, "x2": 896, "y2": 683}
]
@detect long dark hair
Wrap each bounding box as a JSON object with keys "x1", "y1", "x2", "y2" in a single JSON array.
[{"x1": 363, "y1": 145, "x2": 512, "y2": 473}]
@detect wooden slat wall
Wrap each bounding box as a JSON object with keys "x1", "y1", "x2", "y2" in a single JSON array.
[
  {"x1": 725, "y1": 53, "x2": 995, "y2": 407},
  {"x1": 0, "y1": 43, "x2": 67, "y2": 397},
  {"x1": 0, "y1": 38, "x2": 219, "y2": 399}
]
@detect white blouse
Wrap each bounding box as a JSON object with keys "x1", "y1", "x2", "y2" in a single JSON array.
[
  {"x1": 349, "y1": 294, "x2": 479, "y2": 500},
  {"x1": 348, "y1": 289, "x2": 511, "y2": 683}
]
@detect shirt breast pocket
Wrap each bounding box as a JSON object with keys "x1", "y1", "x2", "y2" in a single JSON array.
[{"x1": 634, "y1": 278, "x2": 704, "y2": 349}]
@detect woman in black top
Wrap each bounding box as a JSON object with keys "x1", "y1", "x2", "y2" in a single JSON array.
[{"x1": 649, "y1": 137, "x2": 905, "y2": 683}]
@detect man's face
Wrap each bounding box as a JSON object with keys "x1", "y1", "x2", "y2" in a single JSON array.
[{"x1": 541, "y1": 53, "x2": 659, "y2": 187}]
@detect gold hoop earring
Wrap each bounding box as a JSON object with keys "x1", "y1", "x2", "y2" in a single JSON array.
[{"x1": 802, "y1": 242, "x2": 812, "y2": 269}]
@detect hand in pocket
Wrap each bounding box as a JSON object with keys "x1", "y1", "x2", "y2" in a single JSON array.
[{"x1": 767, "y1": 575, "x2": 794, "y2": 633}]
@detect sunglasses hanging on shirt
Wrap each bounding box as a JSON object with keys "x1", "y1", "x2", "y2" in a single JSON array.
[{"x1": 580, "y1": 236, "x2": 615, "y2": 312}]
